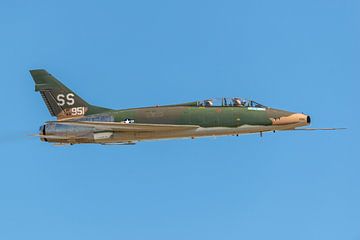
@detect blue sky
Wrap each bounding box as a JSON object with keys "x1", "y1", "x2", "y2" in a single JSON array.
[{"x1": 0, "y1": 0, "x2": 358, "y2": 239}]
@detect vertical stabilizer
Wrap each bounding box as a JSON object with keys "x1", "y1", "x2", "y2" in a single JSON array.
[{"x1": 30, "y1": 69, "x2": 110, "y2": 119}]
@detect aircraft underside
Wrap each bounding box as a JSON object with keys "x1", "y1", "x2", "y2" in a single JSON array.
[
  {"x1": 42, "y1": 123, "x2": 304, "y2": 145},
  {"x1": 107, "y1": 124, "x2": 302, "y2": 144}
]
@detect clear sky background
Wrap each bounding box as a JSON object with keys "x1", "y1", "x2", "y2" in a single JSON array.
[{"x1": 0, "y1": 0, "x2": 358, "y2": 239}]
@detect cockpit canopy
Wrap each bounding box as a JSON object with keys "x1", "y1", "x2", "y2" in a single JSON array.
[
  {"x1": 196, "y1": 98, "x2": 267, "y2": 108},
  {"x1": 167, "y1": 98, "x2": 267, "y2": 108}
]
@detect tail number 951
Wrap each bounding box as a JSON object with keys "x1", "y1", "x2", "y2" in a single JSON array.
[{"x1": 71, "y1": 107, "x2": 85, "y2": 116}]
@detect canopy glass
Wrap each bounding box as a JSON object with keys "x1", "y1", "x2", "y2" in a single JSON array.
[{"x1": 197, "y1": 98, "x2": 267, "y2": 108}]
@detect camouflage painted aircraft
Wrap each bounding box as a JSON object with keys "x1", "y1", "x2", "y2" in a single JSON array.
[{"x1": 30, "y1": 69, "x2": 341, "y2": 145}]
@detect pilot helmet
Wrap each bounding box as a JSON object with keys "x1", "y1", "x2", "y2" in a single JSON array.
[
  {"x1": 233, "y1": 98, "x2": 242, "y2": 106},
  {"x1": 205, "y1": 100, "x2": 213, "y2": 107}
]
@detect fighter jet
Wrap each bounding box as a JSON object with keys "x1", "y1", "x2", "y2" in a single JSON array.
[{"x1": 30, "y1": 69, "x2": 341, "y2": 145}]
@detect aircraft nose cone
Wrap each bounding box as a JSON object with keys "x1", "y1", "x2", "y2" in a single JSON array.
[{"x1": 271, "y1": 113, "x2": 310, "y2": 126}]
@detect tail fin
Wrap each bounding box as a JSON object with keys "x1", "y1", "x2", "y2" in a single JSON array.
[{"x1": 30, "y1": 69, "x2": 110, "y2": 119}]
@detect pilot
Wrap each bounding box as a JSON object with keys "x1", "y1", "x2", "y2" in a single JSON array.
[
  {"x1": 233, "y1": 98, "x2": 242, "y2": 106},
  {"x1": 204, "y1": 100, "x2": 213, "y2": 107}
]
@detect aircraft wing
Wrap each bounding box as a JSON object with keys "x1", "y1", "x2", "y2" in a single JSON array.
[{"x1": 49, "y1": 121, "x2": 200, "y2": 132}]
